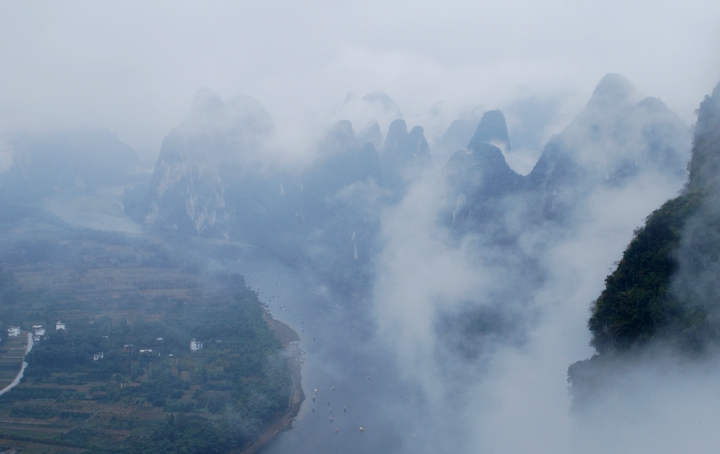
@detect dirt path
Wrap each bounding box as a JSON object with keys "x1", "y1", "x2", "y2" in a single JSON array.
[{"x1": 0, "y1": 332, "x2": 33, "y2": 397}]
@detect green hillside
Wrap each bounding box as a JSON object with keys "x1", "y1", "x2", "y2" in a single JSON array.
[
  {"x1": 587, "y1": 192, "x2": 704, "y2": 353},
  {"x1": 570, "y1": 80, "x2": 720, "y2": 398}
]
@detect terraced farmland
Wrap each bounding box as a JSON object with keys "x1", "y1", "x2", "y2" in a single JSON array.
[
  {"x1": 0, "y1": 334, "x2": 28, "y2": 391},
  {"x1": 0, "y1": 207, "x2": 298, "y2": 453}
]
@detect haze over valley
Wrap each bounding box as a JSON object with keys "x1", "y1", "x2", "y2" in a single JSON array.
[{"x1": 1, "y1": 3, "x2": 720, "y2": 453}]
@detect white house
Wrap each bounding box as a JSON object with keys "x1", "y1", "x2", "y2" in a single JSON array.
[
  {"x1": 190, "y1": 339, "x2": 203, "y2": 351},
  {"x1": 32, "y1": 325, "x2": 45, "y2": 337},
  {"x1": 93, "y1": 352, "x2": 104, "y2": 361},
  {"x1": 7, "y1": 326, "x2": 20, "y2": 337},
  {"x1": 56, "y1": 321, "x2": 66, "y2": 330}
]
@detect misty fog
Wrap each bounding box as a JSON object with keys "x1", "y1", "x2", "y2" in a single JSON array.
[{"x1": 2, "y1": 3, "x2": 720, "y2": 454}]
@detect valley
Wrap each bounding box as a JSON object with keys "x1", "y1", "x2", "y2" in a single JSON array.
[
  {"x1": 0, "y1": 73, "x2": 717, "y2": 454},
  {"x1": 0, "y1": 206, "x2": 299, "y2": 453}
]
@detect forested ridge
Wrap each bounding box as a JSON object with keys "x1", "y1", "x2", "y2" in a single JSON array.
[
  {"x1": 587, "y1": 192, "x2": 704, "y2": 352},
  {"x1": 569, "y1": 79, "x2": 720, "y2": 398}
]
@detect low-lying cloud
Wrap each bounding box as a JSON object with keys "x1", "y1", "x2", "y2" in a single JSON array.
[{"x1": 370, "y1": 84, "x2": 695, "y2": 452}]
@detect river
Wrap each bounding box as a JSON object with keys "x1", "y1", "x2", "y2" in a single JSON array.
[
  {"x1": 42, "y1": 201, "x2": 433, "y2": 454},
  {"x1": 210, "y1": 245, "x2": 440, "y2": 454}
]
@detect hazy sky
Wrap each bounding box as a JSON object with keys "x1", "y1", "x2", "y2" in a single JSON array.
[{"x1": 1, "y1": 0, "x2": 719, "y2": 157}]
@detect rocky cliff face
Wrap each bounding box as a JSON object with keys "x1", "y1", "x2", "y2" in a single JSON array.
[
  {"x1": 567, "y1": 79, "x2": 720, "y2": 407},
  {"x1": 141, "y1": 92, "x2": 432, "y2": 288},
  {"x1": 444, "y1": 110, "x2": 521, "y2": 231},
  {"x1": 687, "y1": 82, "x2": 720, "y2": 193},
  {"x1": 143, "y1": 91, "x2": 275, "y2": 234},
  {"x1": 380, "y1": 119, "x2": 431, "y2": 199},
  {"x1": 298, "y1": 118, "x2": 430, "y2": 286},
  {"x1": 528, "y1": 74, "x2": 688, "y2": 192},
  {"x1": 444, "y1": 74, "x2": 690, "y2": 232},
  {"x1": 466, "y1": 109, "x2": 511, "y2": 152},
  {"x1": 438, "y1": 75, "x2": 691, "y2": 359}
]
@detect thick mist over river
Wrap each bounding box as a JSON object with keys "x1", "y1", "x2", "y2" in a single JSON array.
[
  {"x1": 3, "y1": 3, "x2": 720, "y2": 451},
  {"x1": 45, "y1": 200, "x2": 433, "y2": 453},
  {"x1": 41, "y1": 157, "x2": 720, "y2": 454}
]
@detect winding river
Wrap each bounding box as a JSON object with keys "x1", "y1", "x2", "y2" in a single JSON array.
[{"x1": 42, "y1": 201, "x2": 433, "y2": 454}]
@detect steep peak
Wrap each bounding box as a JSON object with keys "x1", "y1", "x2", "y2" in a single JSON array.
[
  {"x1": 185, "y1": 89, "x2": 226, "y2": 128},
  {"x1": 226, "y1": 94, "x2": 276, "y2": 136},
  {"x1": 182, "y1": 90, "x2": 275, "y2": 140},
  {"x1": 383, "y1": 119, "x2": 409, "y2": 152},
  {"x1": 191, "y1": 88, "x2": 223, "y2": 113},
  {"x1": 362, "y1": 91, "x2": 403, "y2": 118},
  {"x1": 318, "y1": 120, "x2": 358, "y2": 155},
  {"x1": 687, "y1": 80, "x2": 720, "y2": 192},
  {"x1": 586, "y1": 73, "x2": 639, "y2": 112},
  {"x1": 379, "y1": 120, "x2": 430, "y2": 196},
  {"x1": 635, "y1": 96, "x2": 669, "y2": 113},
  {"x1": 697, "y1": 80, "x2": 720, "y2": 132},
  {"x1": 444, "y1": 142, "x2": 521, "y2": 202},
  {"x1": 467, "y1": 110, "x2": 511, "y2": 152},
  {"x1": 343, "y1": 92, "x2": 356, "y2": 104},
  {"x1": 358, "y1": 121, "x2": 382, "y2": 149},
  {"x1": 407, "y1": 126, "x2": 430, "y2": 160}
]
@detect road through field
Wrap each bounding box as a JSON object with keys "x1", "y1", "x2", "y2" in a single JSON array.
[{"x1": 0, "y1": 333, "x2": 33, "y2": 397}]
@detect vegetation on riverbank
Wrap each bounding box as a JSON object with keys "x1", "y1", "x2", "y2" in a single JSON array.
[{"x1": 0, "y1": 208, "x2": 296, "y2": 453}]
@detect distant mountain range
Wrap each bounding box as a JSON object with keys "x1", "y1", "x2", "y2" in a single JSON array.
[
  {"x1": 445, "y1": 73, "x2": 689, "y2": 235},
  {"x1": 0, "y1": 73, "x2": 707, "y2": 407},
  {"x1": 0, "y1": 129, "x2": 140, "y2": 202}
]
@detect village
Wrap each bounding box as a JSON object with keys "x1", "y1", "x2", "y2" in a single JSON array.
[
  {"x1": 0, "y1": 198, "x2": 295, "y2": 452},
  {"x1": 6, "y1": 319, "x2": 208, "y2": 366},
  {"x1": 6, "y1": 320, "x2": 64, "y2": 343}
]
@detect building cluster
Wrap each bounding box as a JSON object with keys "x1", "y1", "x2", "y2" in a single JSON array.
[
  {"x1": 190, "y1": 339, "x2": 203, "y2": 351},
  {"x1": 7, "y1": 320, "x2": 66, "y2": 341},
  {"x1": 31, "y1": 325, "x2": 46, "y2": 342},
  {"x1": 6, "y1": 323, "x2": 208, "y2": 359}
]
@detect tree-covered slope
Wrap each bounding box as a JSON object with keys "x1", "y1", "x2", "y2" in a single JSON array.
[
  {"x1": 587, "y1": 192, "x2": 703, "y2": 353},
  {"x1": 587, "y1": 80, "x2": 720, "y2": 354},
  {"x1": 570, "y1": 79, "x2": 720, "y2": 400},
  {"x1": 0, "y1": 210, "x2": 296, "y2": 453}
]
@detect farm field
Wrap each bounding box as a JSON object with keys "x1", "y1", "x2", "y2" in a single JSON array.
[
  {"x1": 0, "y1": 334, "x2": 28, "y2": 390},
  {"x1": 0, "y1": 206, "x2": 298, "y2": 453}
]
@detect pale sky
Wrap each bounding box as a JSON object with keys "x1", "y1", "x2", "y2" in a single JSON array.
[{"x1": 1, "y1": 0, "x2": 719, "y2": 157}]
